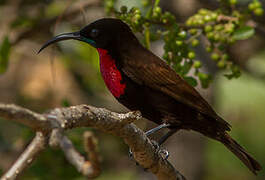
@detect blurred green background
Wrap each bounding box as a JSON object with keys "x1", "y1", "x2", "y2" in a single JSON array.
[{"x1": 0, "y1": 0, "x2": 264, "y2": 179}]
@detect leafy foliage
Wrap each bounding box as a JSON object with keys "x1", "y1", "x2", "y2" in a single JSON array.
[{"x1": 104, "y1": 0, "x2": 264, "y2": 88}]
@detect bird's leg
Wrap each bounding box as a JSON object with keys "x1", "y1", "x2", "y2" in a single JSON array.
[
  {"x1": 144, "y1": 123, "x2": 175, "y2": 160},
  {"x1": 145, "y1": 123, "x2": 171, "y2": 136},
  {"x1": 156, "y1": 129, "x2": 179, "y2": 160},
  {"x1": 128, "y1": 123, "x2": 170, "y2": 161}
]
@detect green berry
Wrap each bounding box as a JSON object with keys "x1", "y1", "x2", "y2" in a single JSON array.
[
  {"x1": 162, "y1": 18, "x2": 168, "y2": 24},
  {"x1": 142, "y1": 0, "x2": 149, "y2": 7},
  {"x1": 225, "y1": 23, "x2": 235, "y2": 33},
  {"x1": 206, "y1": 32, "x2": 214, "y2": 40},
  {"x1": 204, "y1": 25, "x2": 213, "y2": 32},
  {"x1": 192, "y1": 39, "x2": 199, "y2": 47},
  {"x1": 186, "y1": 19, "x2": 193, "y2": 26},
  {"x1": 211, "y1": 13, "x2": 218, "y2": 21},
  {"x1": 189, "y1": 29, "x2": 198, "y2": 35},
  {"x1": 178, "y1": 31, "x2": 187, "y2": 38},
  {"x1": 154, "y1": 7, "x2": 161, "y2": 14},
  {"x1": 176, "y1": 40, "x2": 183, "y2": 46},
  {"x1": 153, "y1": 12, "x2": 159, "y2": 18},
  {"x1": 229, "y1": 0, "x2": 237, "y2": 5},
  {"x1": 254, "y1": 8, "x2": 264, "y2": 16},
  {"x1": 211, "y1": 53, "x2": 220, "y2": 61},
  {"x1": 206, "y1": 46, "x2": 213, "y2": 52},
  {"x1": 188, "y1": 51, "x2": 196, "y2": 59},
  {"x1": 194, "y1": 14, "x2": 202, "y2": 20},
  {"x1": 214, "y1": 24, "x2": 223, "y2": 31},
  {"x1": 217, "y1": 60, "x2": 226, "y2": 69},
  {"x1": 248, "y1": 3, "x2": 256, "y2": 11},
  {"x1": 253, "y1": 1, "x2": 261, "y2": 9},
  {"x1": 198, "y1": 72, "x2": 208, "y2": 80},
  {"x1": 197, "y1": 19, "x2": 205, "y2": 25},
  {"x1": 164, "y1": 12, "x2": 171, "y2": 17},
  {"x1": 106, "y1": 0, "x2": 114, "y2": 7},
  {"x1": 214, "y1": 33, "x2": 220, "y2": 41},
  {"x1": 134, "y1": 9, "x2": 141, "y2": 14},
  {"x1": 204, "y1": 15, "x2": 212, "y2": 22},
  {"x1": 199, "y1": 9, "x2": 208, "y2": 15},
  {"x1": 194, "y1": 61, "x2": 202, "y2": 68},
  {"x1": 135, "y1": 14, "x2": 141, "y2": 20}
]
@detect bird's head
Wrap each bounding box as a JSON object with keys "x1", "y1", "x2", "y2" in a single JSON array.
[{"x1": 38, "y1": 18, "x2": 137, "y2": 53}]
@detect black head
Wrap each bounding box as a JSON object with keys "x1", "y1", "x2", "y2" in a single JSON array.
[{"x1": 38, "y1": 18, "x2": 137, "y2": 53}]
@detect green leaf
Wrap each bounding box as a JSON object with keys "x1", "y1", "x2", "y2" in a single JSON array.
[
  {"x1": 184, "y1": 76, "x2": 198, "y2": 87},
  {"x1": 233, "y1": 26, "x2": 255, "y2": 40},
  {"x1": 0, "y1": 36, "x2": 11, "y2": 74}
]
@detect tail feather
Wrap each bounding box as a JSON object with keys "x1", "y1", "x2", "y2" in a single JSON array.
[{"x1": 220, "y1": 133, "x2": 262, "y2": 175}]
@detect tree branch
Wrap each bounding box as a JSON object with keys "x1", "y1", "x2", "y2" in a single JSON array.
[
  {"x1": 0, "y1": 104, "x2": 51, "y2": 131},
  {"x1": 1, "y1": 132, "x2": 48, "y2": 180},
  {"x1": 0, "y1": 103, "x2": 186, "y2": 180}
]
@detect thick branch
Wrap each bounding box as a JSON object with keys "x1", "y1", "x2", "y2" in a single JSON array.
[
  {"x1": 49, "y1": 105, "x2": 185, "y2": 180},
  {"x1": 0, "y1": 104, "x2": 186, "y2": 180}
]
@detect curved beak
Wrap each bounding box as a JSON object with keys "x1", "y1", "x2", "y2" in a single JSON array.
[{"x1": 38, "y1": 31, "x2": 83, "y2": 54}]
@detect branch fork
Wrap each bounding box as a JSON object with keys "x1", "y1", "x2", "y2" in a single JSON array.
[{"x1": 0, "y1": 103, "x2": 185, "y2": 180}]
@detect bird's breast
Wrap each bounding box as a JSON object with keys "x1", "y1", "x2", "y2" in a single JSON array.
[{"x1": 97, "y1": 48, "x2": 126, "y2": 98}]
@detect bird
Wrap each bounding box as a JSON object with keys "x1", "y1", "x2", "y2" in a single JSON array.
[{"x1": 38, "y1": 18, "x2": 261, "y2": 174}]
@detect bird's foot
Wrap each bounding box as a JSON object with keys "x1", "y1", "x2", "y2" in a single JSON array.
[
  {"x1": 128, "y1": 148, "x2": 140, "y2": 166},
  {"x1": 128, "y1": 148, "x2": 133, "y2": 159},
  {"x1": 159, "y1": 149, "x2": 170, "y2": 160},
  {"x1": 151, "y1": 140, "x2": 170, "y2": 160}
]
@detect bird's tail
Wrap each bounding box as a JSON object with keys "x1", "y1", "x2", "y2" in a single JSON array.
[{"x1": 219, "y1": 133, "x2": 262, "y2": 175}]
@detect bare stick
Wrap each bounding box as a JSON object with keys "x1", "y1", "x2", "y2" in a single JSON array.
[
  {"x1": 0, "y1": 104, "x2": 50, "y2": 131},
  {"x1": 83, "y1": 131, "x2": 101, "y2": 178},
  {"x1": 1, "y1": 132, "x2": 47, "y2": 180}
]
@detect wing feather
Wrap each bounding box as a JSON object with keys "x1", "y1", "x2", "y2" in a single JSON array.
[{"x1": 120, "y1": 47, "x2": 219, "y2": 119}]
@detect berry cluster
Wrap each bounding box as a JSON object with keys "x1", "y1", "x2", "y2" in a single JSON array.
[
  {"x1": 249, "y1": 0, "x2": 264, "y2": 16},
  {"x1": 104, "y1": 0, "x2": 263, "y2": 88}
]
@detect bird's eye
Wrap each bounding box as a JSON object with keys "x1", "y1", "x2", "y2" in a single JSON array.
[{"x1": 90, "y1": 29, "x2": 99, "y2": 38}]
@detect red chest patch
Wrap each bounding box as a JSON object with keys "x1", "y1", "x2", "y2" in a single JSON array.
[{"x1": 97, "y1": 48, "x2": 126, "y2": 98}]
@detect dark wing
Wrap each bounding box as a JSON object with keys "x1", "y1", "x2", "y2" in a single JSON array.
[{"x1": 121, "y1": 46, "x2": 225, "y2": 123}]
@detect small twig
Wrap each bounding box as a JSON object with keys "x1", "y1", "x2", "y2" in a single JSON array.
[
  {"x1": 59, "y1": 135, "x2": 87, "y2": 173},
  {"x1": 1, "y1": 132, "x2": 48, "y2": 180},
  {"x1": 217, "y1": 14, "x2": 238, "y2": 22},
  {"x1": 83, "y1": 131, "x2": 101, "y2": 178},
  {"x1": 12, "y1": 0, "x2": 102, "y2": 45}
]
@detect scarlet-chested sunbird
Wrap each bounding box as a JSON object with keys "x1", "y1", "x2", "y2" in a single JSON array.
[{"x1": 38, "y1": 18, "x2": 261, "y2": 174}]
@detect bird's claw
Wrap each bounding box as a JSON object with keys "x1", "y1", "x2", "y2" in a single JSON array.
[
  {"x1": 128, "y1": 148, "x2": 133, "y2": 159},
  {"x1": 151, "y1": 140, "x2": 170, "y2": 160},
  {"x1": 128, "y1": 140, "x2": 169, "y2": 167},
  {"x1": 151, "y1": 140, "x2": 160, "y2": 149},
  {"x1": 128, "y1": 148, "x2": 139, "y2": 166},
  {"x1": 159, "y1": 149, "x2": 170, "y2": 160}
]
